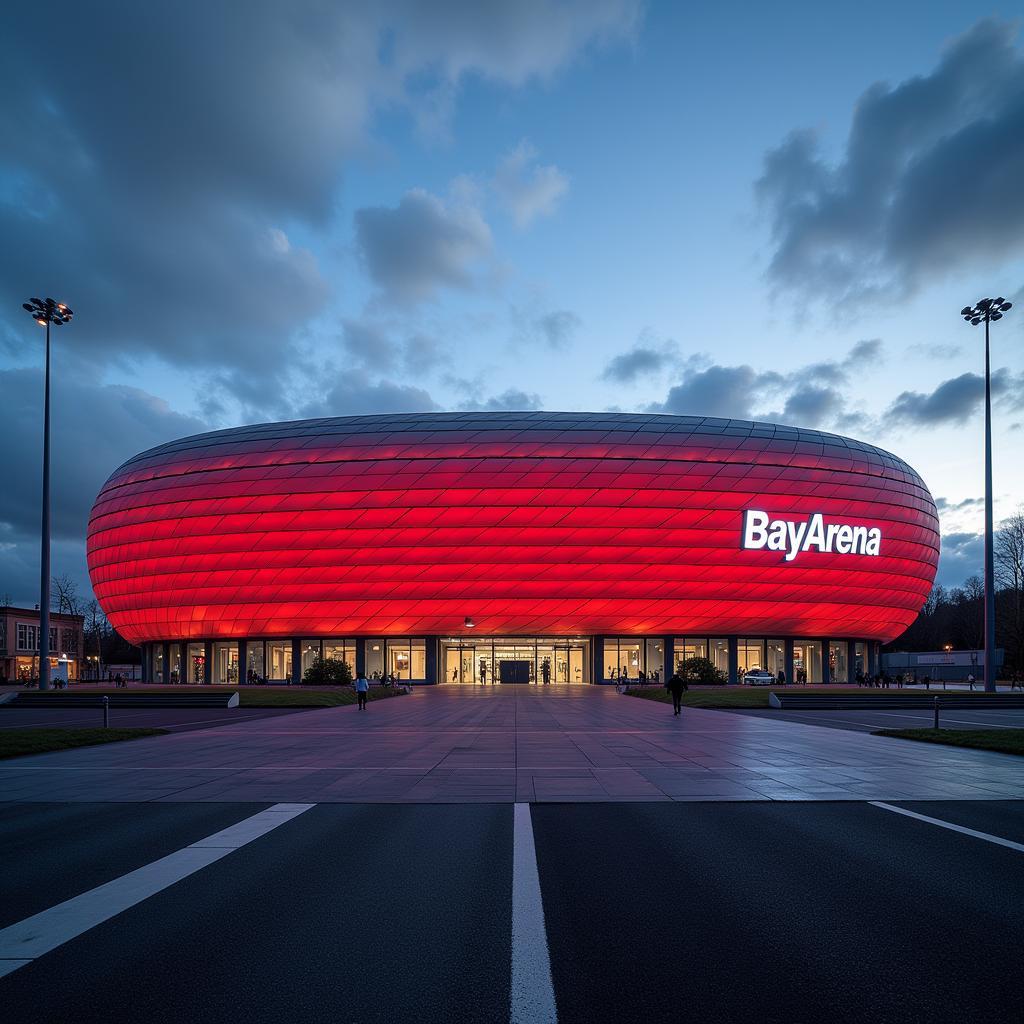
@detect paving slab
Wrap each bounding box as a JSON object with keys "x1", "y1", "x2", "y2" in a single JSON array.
[{"x1": 0, "y1": 685, "x2": 1021, "y2": 803}]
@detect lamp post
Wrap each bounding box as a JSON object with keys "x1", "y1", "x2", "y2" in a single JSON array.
[
  {"x1": 961, "y1": 296, "x2": 1012, "y2": 692},
  {"x1": 21, "y1": 297, "x2": 74, "y2": 690}
]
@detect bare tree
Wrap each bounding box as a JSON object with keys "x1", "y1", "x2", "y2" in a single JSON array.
[
  {"x1": 83, "y1": 598, "x2": 108, "y2": 680},
  {"x1": 52, "y1": 574, "x2": 82, "y2": 617},
  {"x1": 996, "y1": 509, "x2": 1024, "y2": 673}
]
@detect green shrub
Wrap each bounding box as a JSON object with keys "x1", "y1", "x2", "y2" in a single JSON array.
[
  {"x1": 302, "y1": 655, "x2": 353, "y2": 685},
  {"x1": 679, "y1": 656, "x2": 726, "y2": 685}
]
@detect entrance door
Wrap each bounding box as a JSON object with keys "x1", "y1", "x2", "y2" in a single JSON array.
[{"x1": 499, "y1": 659, "x2": 531, "y2": 683}]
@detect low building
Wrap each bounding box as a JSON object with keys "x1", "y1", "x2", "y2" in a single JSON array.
[
  {"x1": 0, "y1": 605, "x2": 85, "y2": 683},
  {"x1": 86, "y1": 411, "x2": 940, "y2": 686}
]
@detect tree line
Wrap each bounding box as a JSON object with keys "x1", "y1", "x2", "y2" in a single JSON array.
[{"x1": 886, "y1": 510, "x2": 1024, "y2": 675}]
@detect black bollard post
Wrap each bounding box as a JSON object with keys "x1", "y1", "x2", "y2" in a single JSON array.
[
  {"x1": 933, "y1": 696, "x2": 939, "y2": 730},
  {"x1": 103, "y1": 694, "x2": 109, "y2": 729}
]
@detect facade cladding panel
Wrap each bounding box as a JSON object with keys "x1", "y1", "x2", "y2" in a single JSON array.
[{"x1": 86, "y1": 412, "x2": 939, "y2": 643}]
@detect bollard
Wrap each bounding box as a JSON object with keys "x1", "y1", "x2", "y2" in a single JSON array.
[
  {"x1": 102, "y1": 695, "x2": 109, "y2": 729},
  {"x1": 933, "y1": 696, "x2": 940, "y2": 730}
]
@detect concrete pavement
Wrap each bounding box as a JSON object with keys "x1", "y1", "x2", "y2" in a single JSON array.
[{"x1": 1, "y1": 686, "x2": 1022, "y2": 802}]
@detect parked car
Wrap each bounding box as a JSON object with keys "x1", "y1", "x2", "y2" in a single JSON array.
[{"x1": 743, "y1": 669, "x2": 775, "y2": 686}]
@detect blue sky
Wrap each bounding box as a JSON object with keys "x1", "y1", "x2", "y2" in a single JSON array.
[{"x1": 1, "y1": 1, "x2": 1022, "y2": 604}]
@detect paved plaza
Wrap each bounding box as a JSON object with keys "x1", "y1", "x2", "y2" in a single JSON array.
[{"x1": 1, "y1": 686, "x2": 1021, "y2": 802}]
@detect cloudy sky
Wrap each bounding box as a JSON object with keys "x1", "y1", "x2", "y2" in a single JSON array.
[{"x1": 1, "y1": 1, "x2": 1022, "y2": 605}]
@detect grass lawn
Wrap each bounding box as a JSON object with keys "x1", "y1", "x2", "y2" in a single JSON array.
[
  {"x1": 873, "y1": 728, "x2": 1024, "y2": 757},
  {"x1": 0, "y1": 728, "x2": 168, "y2": 760},
  {"x1": 620, "y1": 685, "x2": 994, "y2": 709},
  {"x1": 7, "y1": 685, "x2": 409, "y2": 708}
]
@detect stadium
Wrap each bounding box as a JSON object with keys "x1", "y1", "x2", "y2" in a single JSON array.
[{"x1": 86, "y1": 412, "x2": 940, "y2": 686}]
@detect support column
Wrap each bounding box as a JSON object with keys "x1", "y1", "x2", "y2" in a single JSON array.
[
  {"x1": 141, "y1": 644, "x2": 151, "y2": 683},
  {"x1": 355, "y1": 638, "x2": 366, "y2": 679},
  {"x1": 784, "y1": 639, "x2": 795, "y2": 686},
  {"x1": 425, "y1": 636, "x2": 437, "y2": 685},
  {"x1": 846, "y1": 640, "x2": 856, "y2": 684},
  {"x1": 238, "y1": 640, "x2": 247, "y2": 686},
  {"x1": 592, "y1": 636, "x2": 605, "y2": 684},
  {"x1": 821, "y1": 639, "x2": 831, "y2": 685},
  {"x1": 663, "y1": 636, "x2": 675, "y2": 679},
  {"x1": 727, "y1": 636, "x2": 738, "y2": 685},
  {"x1": 162, "y1": 642, "x2": 170, "y2": 685},
  {"x1": 290, "y1": 638, "x2": 302, "y2": 686},
  {"x1": 202, "y1": 641, "x2": 212, "y2": 685}
]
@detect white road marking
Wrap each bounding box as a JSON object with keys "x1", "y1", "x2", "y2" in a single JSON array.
[
  {"x1": 511, "y1": 803, "x2": 558, "y2": 1024},
  {"x1": 870, "y1": 802, "x2": 1024, "y2": 853},
  {"x1": 0, "y1": 803, "x2": 314, "y2": 976}
]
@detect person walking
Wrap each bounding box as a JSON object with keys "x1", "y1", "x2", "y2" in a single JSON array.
[
  {"x1": 667, "y1": 670, "x2": 686, "y2": 716},
  {"x1": 355, "y1": 672, "x2": 369, "y2": 710}
]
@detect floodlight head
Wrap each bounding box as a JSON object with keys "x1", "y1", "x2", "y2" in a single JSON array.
[{"x1": 960, "y1": 306, "x2": 972, "y2": 316}]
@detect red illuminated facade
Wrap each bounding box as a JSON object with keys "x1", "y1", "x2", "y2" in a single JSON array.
[{"x1": 87, "y1": 412, "x2": 939, "y2": 685}]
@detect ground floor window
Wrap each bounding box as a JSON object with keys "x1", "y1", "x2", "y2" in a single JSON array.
[
  {"x1": 766, "y1": 640, "x2": 785, "y2": 678},
  {"x1": 247, "y1": 642, "x2": 264, "y2": 683},
  {"x1": 212, "y1": 642, "x2": 239, "y2": 684},
  {"x1": 793, "y1": 640, "x2": 822, "y2": 684},
  {"x1": 153, "y1": 645, "x2": 165, "y2": 683},
  {"x1": 830, "y1": 642, "x2": 849, "y2": 684},
  {"x1": 187, "y1": 643, "x2": 205, "y2": 684},
  {"x1": 266, "y1": 641, "x2": 292, "y2": 682},
  {"x1": 300, "y1": 639, "x2": 320, "y2": 679},
  {"x1": 738, "y1": 638, "x2": 765, "y2": 675},
  {"x1": 323, "y1": 639, "x2": 356, "y2": 671},
  {"x1": 442, "y1": 637, "x2": 589, "y2": 684},
  {"x1": 854, "y1": 642, "x2": 867, "y2": 676},
  {"x1": 645, "y1": 639, "x2": 664, "y2": 681}
]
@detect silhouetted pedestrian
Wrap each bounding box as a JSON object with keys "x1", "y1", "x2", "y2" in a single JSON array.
[
  {"x1": 355, "y1": 672, "x2": 369, "y2": 710},
  {"x1": 667, "y1": 671, "x2": 686, "y2": 716}
]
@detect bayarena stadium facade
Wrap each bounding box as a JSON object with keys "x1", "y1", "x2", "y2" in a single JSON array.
[{"x1": 87, "y1": 412, "x2": 940, "y2": 687}]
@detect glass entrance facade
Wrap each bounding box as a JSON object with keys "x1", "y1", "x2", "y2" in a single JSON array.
[{"x1": 441, "y1": 637, "x2": 590, "y2": 684}]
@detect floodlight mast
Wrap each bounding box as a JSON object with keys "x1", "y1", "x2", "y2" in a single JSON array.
[
  {"x1": 21, "y1": 298, "x2": 75, "y2": 690},
  {"x1": 961, "y1": 297, "x2": 1012, "y2": 693}
]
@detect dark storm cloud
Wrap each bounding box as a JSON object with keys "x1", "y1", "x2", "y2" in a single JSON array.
[
  {"x1": 302, "y1": 370, "x2": 438, "y2": 419},
  {"x1": 461, "y1": 388, "x2": 543, "y2": 412},
  {"x1": 935, "y1": 496, "x2": 984, "y2": 513},
  {"x1": 657, "y1": 365, "x2": 784, "y2": 419},
  {"x1": 757, "y1": 19, "x2": 1024, "y2": 305},
  {"x1": 354, "y1": 189, "x2": 493, "y2": 303},
  {"x1": 0, "y1": 1, "x2": 640, "y2": 367},
  {"x1": 601, "y1": 343, "x2": 677, "y2": 383},
  {"x1": 886, "y1": 368, "x2": 1023, "y2": 426},
  {"x1": 0, "y1": 368, "x2": 206, "y2": 602}
]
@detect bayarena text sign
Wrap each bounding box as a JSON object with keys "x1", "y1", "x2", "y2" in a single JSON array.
[{"x1": 742, "y1": 510, "x2": 882, "y2": 562}]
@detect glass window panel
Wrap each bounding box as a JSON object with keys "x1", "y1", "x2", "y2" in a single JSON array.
[
  {"x1": 388, "y1": 640, "x2": 411, "y2": 680},
  {"x1": 766, "y1": 640, "x2": 785, "y2": 679},
  {"x1": 266, "y1": 641, "x2": 292, "y2": 682},
  {"x1": 365, "y1": 640, "x2": 385, "y2": 679},
  {"x1": 409, "y1": 640, "x2": 426, "y2": 680},
  {"x1": 300, "y1": 639, "x2": 321, "y2": 677},
  {"x1": 645, "y1": 639, "x2": 664, "y2": 682},
  {"x1": 793, "y1": 640, "x2": 822, "y2": 683},
  {"x1": 153, "y1": 645, "x2": 165, "y2": 684},
  {"x1": 323, "y1": 640, "x2": 354, "y2": 670},
  {"x1": 247, "y1": 642, "x2": 264, "y2": 683},
  {"x1": 611, "y1": 638, "x2": 642, "y2": 681},
  {"x1": 674, "y1": 639, "x2": 708, "y2": 673},
  {"x1": 170, "y1": 644, "x2": 182, "y2": 685},
  {"x1": 186, "y1": 643, "x2": 205, "y2": 685},
  {"x1": 830, "y1": 642, "x2": 849, "y2": 684},
  {"x1": 738, "y1": 639, "x2": 765, "y2": 675},
  {"x1": 710, "y1": 638, "x2": 729, "y2": 676},
  {"x1": 212, "y1": 642, "x2": 238, "y2": 684},
  {"x1": 854, "y1": 642, "x2": 867, "y2": 677}
]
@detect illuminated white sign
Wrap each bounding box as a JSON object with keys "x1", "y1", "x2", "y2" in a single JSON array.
[{"x1": 742, "y1": 510, "x2": 882, "y2": 562}]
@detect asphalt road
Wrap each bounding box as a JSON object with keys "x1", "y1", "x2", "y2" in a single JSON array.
[
  {"x1": 2, "y1": 802, "x2": 1022, "y2": 1023},
  {"x1": 730, "y1": 706, "x2": 1024, "y2": 733},
  {"x1": 0, "y1": 706, "x2": 312, "y2": 733}
]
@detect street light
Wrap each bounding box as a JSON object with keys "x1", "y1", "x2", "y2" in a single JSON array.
[
  {"x1": 21, "y1": 297, "x2": 74, "y2": 690},
  {"x1": 961, "y1": 296, "x2": 1012, "y2": 692}
]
